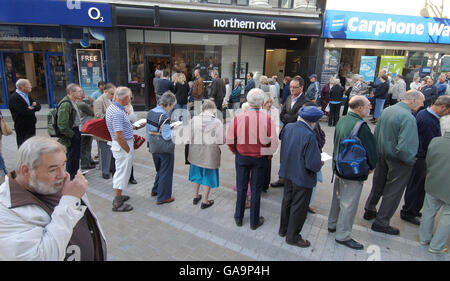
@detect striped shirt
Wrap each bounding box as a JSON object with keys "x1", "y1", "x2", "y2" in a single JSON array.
[{"x1": 106, "y1": 101, "x2": 134, "y2": 141}]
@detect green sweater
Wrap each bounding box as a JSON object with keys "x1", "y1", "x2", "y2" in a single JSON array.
[
  {"x1": 425, "y1": 132, "x2": 450, "y2": 204},
  {"x1": 57, "y1": 96, "x2": 76, "y2": 148},
  {"x1": 333, "y1": 111, "x2": 378, "y2": 181},
  {"x1": 374, "y1": 102, "x2": 418, "y2": 166}
]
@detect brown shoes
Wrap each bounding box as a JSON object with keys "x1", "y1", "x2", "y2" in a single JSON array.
[{"x1": 157, "y1": 197, "x2": 175, "y2": 205}]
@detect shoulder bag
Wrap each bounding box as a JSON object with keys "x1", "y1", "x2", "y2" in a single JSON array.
[{"x1": 148, "y1": 114, "x2": 175, "y2": 154}]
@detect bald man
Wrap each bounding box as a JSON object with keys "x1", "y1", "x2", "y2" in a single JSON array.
[{"x1": 328, "y1": 96, "x2": 378, "y2": 250}]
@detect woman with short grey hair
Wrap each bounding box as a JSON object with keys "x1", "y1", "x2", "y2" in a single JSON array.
[
  {"x1": 146, "y1": 91, "x2": 179, "y2": 205},
  {"x1": 188, "y1": 100, "x2": 224, "y2": 209}
]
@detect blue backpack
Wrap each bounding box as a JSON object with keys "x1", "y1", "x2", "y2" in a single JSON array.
[{"x1": 335, "y1": 120, "x2": 369, "y2": 180}]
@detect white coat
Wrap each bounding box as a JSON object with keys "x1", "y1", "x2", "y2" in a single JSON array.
[{"x1": 0, "y1": 174, "x2": 107, "y2": 261}]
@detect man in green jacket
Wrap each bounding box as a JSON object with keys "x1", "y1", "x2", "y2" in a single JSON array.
[
  {"x1": 57, "y1": 83, "x2": 83, "y2": 179},
  {"x1": 328, "y1": 96, "x2": 377, "y2": 250},
  {"x1": 419, "y1": 116, "x2": 450, "y2": 254},
  {"x1": 364, "y1": 89, "x2": 425, "y2": 235}
]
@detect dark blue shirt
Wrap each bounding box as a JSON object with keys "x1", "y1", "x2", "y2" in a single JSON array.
[
  {"x1": 416, "y1": 108, "x2": 441, "y2": 158},
  {"x1": 281, "y1": 84, "x2": 291, "y2": 105},
  {"x1": 157, "y1": 79, "x2": 172, "y2": 95}
]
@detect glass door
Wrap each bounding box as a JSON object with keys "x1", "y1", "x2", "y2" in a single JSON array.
[
  {"x1": 144, "y1": 54, "x2": 172, "y2": 110},
  {"x1": 46, "y1": 53, "x2": 67, "y2": 108},
  {"x1": 1, "y1": 51, "x2": 49, "y2": 106}
]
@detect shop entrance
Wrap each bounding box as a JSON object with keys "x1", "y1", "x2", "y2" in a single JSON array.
[
  {"x1": 143, "y1": 54, "x2": 172, "y2": 110},
  {"x1": 0, "y1": 51, "x2": 66, "y2": 109}
]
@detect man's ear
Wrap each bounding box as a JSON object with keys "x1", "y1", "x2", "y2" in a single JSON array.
[{"x1": 20, "y1": 165, "x2": 32, "y2": 181}]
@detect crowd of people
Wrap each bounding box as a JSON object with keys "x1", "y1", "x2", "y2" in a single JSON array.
[{"x1": 0, "y1": 67, "x2": 449, "y2": 260}]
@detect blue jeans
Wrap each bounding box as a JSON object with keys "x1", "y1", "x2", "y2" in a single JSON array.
[
  {"x1": 374, "y1": 98, "x2": 386, "y2": 119},
  {"x1": 152, "y1": 153, "x2": 174, "y2": 202},
  {"x1": 172, "y1": 104, "x2": 188, "y2": 121}
]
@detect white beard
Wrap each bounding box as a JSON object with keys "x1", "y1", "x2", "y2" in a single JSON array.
[{"x1": 30, "y1": 172, "x2": 64, "y2": 195}]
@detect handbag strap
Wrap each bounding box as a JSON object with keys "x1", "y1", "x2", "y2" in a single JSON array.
[{"x1": 150, "y1": 113, "x2": 170, "y2": 136}]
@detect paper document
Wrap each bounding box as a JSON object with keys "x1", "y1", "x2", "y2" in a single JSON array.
[
  {"x1": 170, "y1": 121, "x2": 183, "y2": 128},
  {"x1": 321, "y1": 152, "x2": 332, "y2": 162},
  {"x1": 132, "y1": 119, "x2": 146, "y2": 127}
]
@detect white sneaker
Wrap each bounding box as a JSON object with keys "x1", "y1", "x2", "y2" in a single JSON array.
[
  {"x1": 419, "y1": 240, "x2": 430, "y2": 246},
  {"x1": 428, "y1": 246, "x2": 448, "y2": 254}
]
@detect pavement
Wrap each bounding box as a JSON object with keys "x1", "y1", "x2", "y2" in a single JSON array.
[{"x1": 0, "y1": 106, "x2": 449, "y2": 261}]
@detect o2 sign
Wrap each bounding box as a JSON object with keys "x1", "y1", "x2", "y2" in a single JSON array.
[{"x1": 88, "y1": 7, "x2": 104, "y2": 23}]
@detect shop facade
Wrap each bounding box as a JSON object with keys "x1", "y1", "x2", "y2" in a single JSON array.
[
  {"x1": 320, "y1": 0, "x2": 449, "y2": 90},
  {"x1": 0, "y1": 0, "x2": 112, "y2": 108},
  {"x1": 107, "y1": 4, "x2": 322, "y2": 110}
]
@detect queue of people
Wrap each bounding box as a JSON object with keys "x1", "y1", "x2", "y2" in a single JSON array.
[{"x1": 0, "y1": 68, "x2": 449, "y2": 261}]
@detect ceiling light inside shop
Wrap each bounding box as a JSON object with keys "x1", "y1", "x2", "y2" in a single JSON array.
[
  {"x1": 290, "y1": 37, "x2": 298, "y2": 40},
  {"x1": 266, "y1": 49, "x2": 275, "y2": 51}
]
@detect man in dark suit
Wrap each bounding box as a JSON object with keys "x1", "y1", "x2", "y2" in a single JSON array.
[
  {"x1": 271, "y1": 76, "x2": 311, "y2": 188},
  {"x1": 8, "y1": 79, "x2": 41, "y2": 147}
]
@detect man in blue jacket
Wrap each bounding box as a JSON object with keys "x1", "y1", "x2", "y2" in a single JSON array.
[
  {"x1": 244, "y1": 72, "x2": 255, "y2": 100},
  {"x1": 278, "y1": 106, "x2": 323, "y2": 248}
]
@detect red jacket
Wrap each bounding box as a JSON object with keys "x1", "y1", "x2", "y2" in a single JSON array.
[{"x1": 226, "y1": 109, "x2": 279, "y2": 159}]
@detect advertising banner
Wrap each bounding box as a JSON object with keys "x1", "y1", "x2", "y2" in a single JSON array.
[
  {"x1": 0, "y1": 0, "x2": 111, "y2": 27},
  {"x1": 359, "y1": 56, "x2": 378, "y2": 82},
  {"x1": 76, "y1": 49, "x2": 105, "y2": 97},
  {"x1": 379, "y1": 56, "x2": 405, "y2": 78},
  {"x1": 320, "y1": 49, "x2": 341, "y2": 89},
  {"x1": 322, "y1": 10, "x2": 450, "y2": 44}
]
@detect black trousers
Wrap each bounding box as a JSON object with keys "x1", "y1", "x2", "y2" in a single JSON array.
[
  {"x1": 66, "y1": 127, "x2": 81, "y2": 180},
  {"x1": 279, "y1": 179, "x2": 313, "y2": 243},
  {"x1": 16, "y1": 127, "x2": 35, "y2": 148},
  {"x1": 234, "y1": 151, "x2": 267, "y2": 227},
  {"x1": 263, "y1": 158, "x2": 272, "y2": 191},
  {"x1": 401, "y1": 157, "x2": 426, "y2": 218},
  {"x1": 328, "y1": 103, "x2": 341, "y2": 126}
]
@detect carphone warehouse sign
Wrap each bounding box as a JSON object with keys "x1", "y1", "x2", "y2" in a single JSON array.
[{"x1": 323, "y1": 10, "x2": 450, "y2": 44}]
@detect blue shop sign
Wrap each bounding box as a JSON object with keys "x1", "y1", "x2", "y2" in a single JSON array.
[
  {"x1": 0, "y1": 0, "x2": 111, "y2": 27},
  {"x1": 323, "y1": 10, "x2": 450, "y2": 44}
]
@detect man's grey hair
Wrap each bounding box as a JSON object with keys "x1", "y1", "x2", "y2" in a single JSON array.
[
  {"x1": 333, "y1": 78, "x2": 341, "y2": 86},
  {"x1": 402, "y1": 89, "x2": 424, "y2": 101},
  {"x1": 212, "y1": 70, "x2": 219, "y2": 77},
  {"x1": 155, "y1": 70, "x2": 162, "y2": 77},
  {"x1": 434, "y1": 95, "x2": 450, "y2": 108},
  {"x1": 268, "y1": 78, "x2": 275, "y2": 85},
  {"x1": 440, "y1": 115, "x2": 450, "y2": 135},
  {"x1": 159, "y1": 91, "x2": 177, "y2": 107},
  {"x1": 16, "y1": 136, "x2": 66, "y2": 174},
  {"x1": 353, "y1": 74, "x2": 360, "y2": 80},
  {"x1": 16, "y1": 79, "x2": 30, "y2": 90},
  {"x1": 66, "y1": 83, "x2": 81, "y2": 95},
  {"x1": 114, "y1": 87, "x2": 131, "y2": 100},
  {"x1": 246, "y1": 88, "x2": 264, "y2": 107}
]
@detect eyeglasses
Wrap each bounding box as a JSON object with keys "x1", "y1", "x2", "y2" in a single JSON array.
[{"x1": 290, "y1": 86, "x2": 300, "y2": 89}]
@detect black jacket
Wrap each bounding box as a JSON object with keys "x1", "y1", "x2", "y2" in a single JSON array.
[
  {"x1": 8, "y1": 91, "x2": 41, "y2": 132},
  {"x1": 280, "y1": 93, "x2": 310, "y2": 126},
  {"x1": 329, "y1": 85, "x2": 344, "y2": 102},
  {"x1": 210, "y1": 78, "x2": 226, "y2": 104},
  {"x1": 174, "y1": 82, "x2": 189, "y2": 105},
  {"x1": 371, "y1": 80, "x2": 389, "y2": 99}
]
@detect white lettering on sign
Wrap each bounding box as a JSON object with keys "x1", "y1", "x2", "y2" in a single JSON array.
[
  {"x1": 213, "y1": 18, "x2": 276, "y2": 31},
  {"x1": 81, "y1": 55, "x2": 98, "y2": 62},
  {"x1": 347, "y1": 17, "x2": 448, "y2": 37}
]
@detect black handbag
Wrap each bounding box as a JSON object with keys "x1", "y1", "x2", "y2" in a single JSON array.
[{"x1": 148, "y1": 114, "x2": 175, "y2": 154}]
